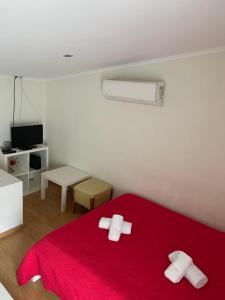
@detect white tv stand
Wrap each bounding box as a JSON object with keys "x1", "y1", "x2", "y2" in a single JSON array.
[{"x1": 0, "y1": 145, "x2": 48, "y2": 195}]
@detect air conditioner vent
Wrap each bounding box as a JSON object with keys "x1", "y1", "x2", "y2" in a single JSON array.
[{"x1": 102, "y1": 80, "x2": 165, "y2": 106}]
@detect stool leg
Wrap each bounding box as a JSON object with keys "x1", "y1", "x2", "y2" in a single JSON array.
[
  {"x1": 90, "y1": 198, "x2": 95, "y2": 210},
  {"x1": 73, "y1": 190, "x2": 77, "y2": 213},
  {"x1": 110, "y1": 189, "x2": 113, "y2": 200},
  {"x1": 73, "y1": 202, "x2": 77, "y2": 213}
]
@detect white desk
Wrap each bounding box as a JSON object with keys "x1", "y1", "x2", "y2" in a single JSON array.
[{"x1": 41, "y1": 166, "x2": 90, "y2": 211}]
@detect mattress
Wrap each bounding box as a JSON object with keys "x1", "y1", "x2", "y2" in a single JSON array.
[{"x1": 17, "y1": 194, "x2": 225, "y2": 299}]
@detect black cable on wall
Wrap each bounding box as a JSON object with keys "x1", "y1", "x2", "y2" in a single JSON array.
[{"x1": 12, "y1": 76, "x2": 18, "y2": 126}]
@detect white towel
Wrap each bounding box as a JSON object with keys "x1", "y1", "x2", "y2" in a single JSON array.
[
  {"x1": 164, "y1": 251, "x2": 193, "y2": 283},
  {"x1": 99, "y1": 217, "x2": 132, "y2": 234},
  {"x1": 99, "y1": 217, "x2": 111, "y2": 229},
  {"x1": 108, "y1": 214, "x2": 124, "y2": 242},
  {"x1": 169, "y1": 251, "x2": 208, "y2": 289}
]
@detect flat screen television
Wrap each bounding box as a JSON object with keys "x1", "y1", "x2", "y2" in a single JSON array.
[{"x1": 11, "y1": 124, "x2": 43, "y2": 149}]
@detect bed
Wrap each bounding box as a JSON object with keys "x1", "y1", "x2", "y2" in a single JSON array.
[{"x1": 17, "y1": 194, "x2": 225, "y2": 299}]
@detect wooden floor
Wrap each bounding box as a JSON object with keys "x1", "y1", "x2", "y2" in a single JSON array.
[{"x1": 0, "y1": 182, "x2": 84, "y2": 300}]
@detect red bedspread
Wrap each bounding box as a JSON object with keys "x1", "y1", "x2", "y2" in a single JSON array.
[{"x1": 17, "y1": 194, "x2": 225, "y2": 299}]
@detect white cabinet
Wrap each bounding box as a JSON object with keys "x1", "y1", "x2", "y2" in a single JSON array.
[
  {"x1": 0, "y1": 145, "x2": 48, "y2": 195},
  {"x1": 0, "y1": 169, "x2": 23, "y2": 237}
]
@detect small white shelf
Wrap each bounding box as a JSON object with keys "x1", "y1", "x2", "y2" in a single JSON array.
[
  {"x1": 29, "y1": 167, "x2": 47, "y2": 174},
  {"x1": 16, "y1": 174, "x2": 29, "y2": 195},
  {"x1": 29, "y1": 173, "x2": 41, "y2": 194},
  {"x1": 0, "y1": 145, "x2": 48, "y2": 195},
  {"x1": 14, "y1": 169, "x2": 28, "y2": 177}
]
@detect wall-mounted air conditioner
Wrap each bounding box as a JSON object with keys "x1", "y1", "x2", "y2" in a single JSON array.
[{"x1": 102, "y1": 80, "x2": 165, "y2": 106}]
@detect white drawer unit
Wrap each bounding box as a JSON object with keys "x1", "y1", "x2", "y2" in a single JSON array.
[
  {"x1": 0, "y1": 283, "x2": 13, "y2": 300},
  {"x1": 0, "y1": 169, "x2": 23, "y2": 237}
]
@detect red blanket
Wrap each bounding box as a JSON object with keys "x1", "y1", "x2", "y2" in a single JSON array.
[{"x1": 17, "y1": 194, "x2": 225, "y2": 299}]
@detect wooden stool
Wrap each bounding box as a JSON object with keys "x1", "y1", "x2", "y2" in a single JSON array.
[{"x1": 73, "y1": 178, "x2": 113, "y2": 213}]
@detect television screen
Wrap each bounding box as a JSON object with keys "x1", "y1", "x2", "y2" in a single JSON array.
[{"x1": 11, "y1": 124, "x2": 43, "y2": 149}]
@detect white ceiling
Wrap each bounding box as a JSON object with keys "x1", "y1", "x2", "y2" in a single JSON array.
[{"x1": 0, "y1": 0, "x2": 225, "y2": 79}]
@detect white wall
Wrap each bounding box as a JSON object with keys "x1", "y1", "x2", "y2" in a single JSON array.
[
  {"x1": 0, "y1": 76, "x2": 47, "y2": 145},
  {"x1": 47, "y1": 51, "x2": 225, "y2": 230}
]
